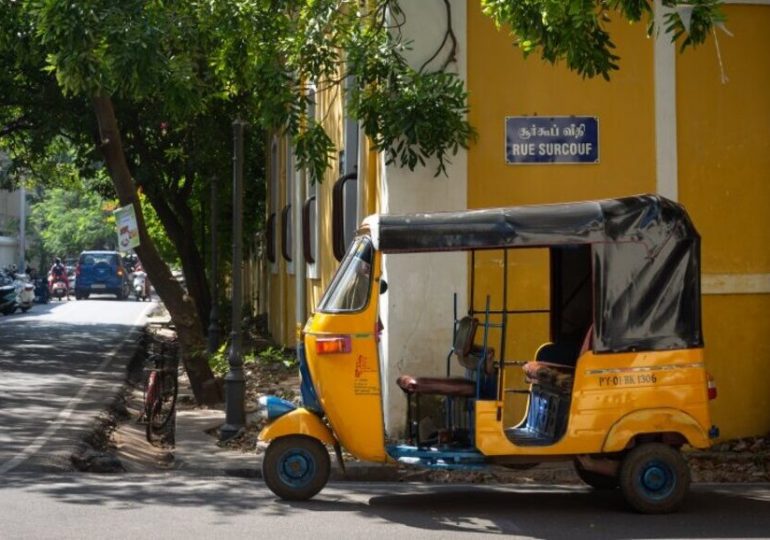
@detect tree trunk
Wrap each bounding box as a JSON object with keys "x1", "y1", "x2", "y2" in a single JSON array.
[
  {"x1": 143, "y1": 190, "x2": 211, "y2": 335},
  {"x1": 92, "y1": 95, "x2": 221, "y2": 405}
]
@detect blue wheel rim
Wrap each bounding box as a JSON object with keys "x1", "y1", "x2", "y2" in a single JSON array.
[
  {"x1": 636, "y1": 459, "x2": 676, "y2": 500},
  {"x1": 277, "y1": 448, "x2": 316, "y2": 488}
]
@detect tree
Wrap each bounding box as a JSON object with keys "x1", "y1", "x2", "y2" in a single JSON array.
[
  {"x1": 481, "y1": 0, "x2": 724, "y2": 79},
  {"x1": 29, "y1": 187, "x2": 116, "y2": 257},
  {"x1": 1, "y1": 0, "x2": 722, "y2": 405}
]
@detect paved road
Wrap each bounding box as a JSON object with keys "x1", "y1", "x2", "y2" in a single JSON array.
[
  {"x1": 0, "y1": 297, "x2": 154, "y2": 473},
  {"x1": 1, "y1": 475, "x2": 769, "y2": 539}
]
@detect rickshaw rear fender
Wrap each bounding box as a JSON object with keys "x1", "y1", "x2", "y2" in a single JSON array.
[
  {"x1": 602, "y1": 408, "x2": 710, "y2": 452},
  {"x1": 257, "y1": 408, "x2": 336, "y2": 446}
]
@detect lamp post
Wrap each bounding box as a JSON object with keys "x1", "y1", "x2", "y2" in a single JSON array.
[
  {"x1": 207, "y1": 175, "x2": 220, "y2": 354},
  {"x1": 220, "y1": 119, "x2": 246, "y2": 441}
]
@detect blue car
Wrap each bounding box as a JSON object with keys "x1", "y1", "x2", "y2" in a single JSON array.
[{"x1": 74, "y1": 251, "x2": 130, "y2": 300}]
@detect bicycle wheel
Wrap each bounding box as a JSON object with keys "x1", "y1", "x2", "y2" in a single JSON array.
[
  {"x1": 144, "y1": 370, "x2": 162, "y2": 443},
  {"x1": 147, "y1": 369, "x2": 178, "y2": 439}
]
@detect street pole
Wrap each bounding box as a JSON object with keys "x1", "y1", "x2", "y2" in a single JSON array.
[
  {"x1": 220, "y1": 120, "x2": 246, "y2": 441},
  {"x1": 207, "y1": 175, "x2": 220, "y2": 354},
  {"x1": 18, "y1": 184, "x2": 26, "y2": 272}
]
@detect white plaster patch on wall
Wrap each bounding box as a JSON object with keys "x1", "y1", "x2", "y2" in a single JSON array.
[{"x1": 702, "y1": 273, "x2": 770, "y2": 295}]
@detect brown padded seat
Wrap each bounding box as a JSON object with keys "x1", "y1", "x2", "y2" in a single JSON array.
[
  {"x1": 521, "y1": 326, "x2": 592, "y2": 392},
  {"x1": 397, "y1": 375, "x2": 476, "y2": 398},
  {"x1": 522, "y1": 361, "x2": 574, "y2": 392},
  {"x1": 396, "y1": 316, "x2": 491, "y2": 398}
]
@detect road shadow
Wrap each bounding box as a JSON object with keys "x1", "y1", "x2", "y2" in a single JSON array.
[
  {"x1": 1, "y1": 477, "x2": 768, "y2": 538},
  {"x1": 281, "y1": 483, "x2": 770, "y2": 538},
  {"x1": 0, "y1": 320, "x2": 144, "y2": 471}
]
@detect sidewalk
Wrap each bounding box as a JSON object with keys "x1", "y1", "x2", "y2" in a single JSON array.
[{"x1": 171, "y1": 376, "x2": 582, "y2": 484}]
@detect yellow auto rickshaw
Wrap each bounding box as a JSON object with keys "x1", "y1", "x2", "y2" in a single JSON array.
[{"x1": 258, "y1": 194, "x2": 718, "y2": 513}]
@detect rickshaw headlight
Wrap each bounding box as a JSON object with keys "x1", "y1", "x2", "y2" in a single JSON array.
[{"x1": 316, "y1": 335, "x2": 352, "y2": 355}]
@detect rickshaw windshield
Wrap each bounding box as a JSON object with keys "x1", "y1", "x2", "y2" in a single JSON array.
[{"x1": 317, "y1": 237, "x2": 373, "y2": 313}]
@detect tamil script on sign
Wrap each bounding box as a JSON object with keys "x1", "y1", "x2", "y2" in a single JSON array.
[{"x1": 505, "y1": 116, "x2": 599, "y2": 164}]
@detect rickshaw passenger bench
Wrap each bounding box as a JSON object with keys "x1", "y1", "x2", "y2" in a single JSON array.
[
  {"x1": 396, "y1": 316, "x2": 496, "y2": 444},
  {"x1": 507, "y1": 329, "x2": 591, "y2": 445}
]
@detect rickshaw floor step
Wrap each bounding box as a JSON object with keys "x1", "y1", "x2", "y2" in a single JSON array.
[
  {"x1": 505, "y1": 427, "x2": 561, "y2": 447},
  {"x1": 386, "y1": 444, "x2": 487, "y2": 470}
]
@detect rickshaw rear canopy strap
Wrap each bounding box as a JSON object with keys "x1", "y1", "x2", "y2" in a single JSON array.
[{"x1": 363, "y1": 194, "x2": 702, "y2": 353}]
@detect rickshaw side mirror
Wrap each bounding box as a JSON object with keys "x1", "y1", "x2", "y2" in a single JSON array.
[{"x1": 379, "y1": 279, "x2": 388, "y2": 295}]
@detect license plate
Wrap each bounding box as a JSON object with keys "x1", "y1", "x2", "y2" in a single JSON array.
[{"x1": 91, "y1": 284, "x2": 106, "y2": 289}]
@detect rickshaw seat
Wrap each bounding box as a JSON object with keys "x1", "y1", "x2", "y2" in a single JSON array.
[
  {"x1": 396, "y1": 316, "x2": 495, "y2": 397},
  {"x1": 396, "y1": 375, "x2": 476, "y2": 397},
  {"x1": 521, "y1": 327, "x2": 592, "y2": 392}
]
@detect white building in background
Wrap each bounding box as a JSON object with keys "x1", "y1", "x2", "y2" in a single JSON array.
[{"x1": 0, "y1": 189, "x2": 23, "y2": 269}]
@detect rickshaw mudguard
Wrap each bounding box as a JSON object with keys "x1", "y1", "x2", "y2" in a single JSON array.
[
  {"x1": 602, "y1": 408, "x2": 711, "y2": 452},
  {"x1": 257, "y1": 408, "x2": 336, "y2": 447}
]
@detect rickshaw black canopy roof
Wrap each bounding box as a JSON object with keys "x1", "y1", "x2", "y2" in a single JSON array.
[{"x1": 369, "y1": 194, "x2": 703, "y2": 353}]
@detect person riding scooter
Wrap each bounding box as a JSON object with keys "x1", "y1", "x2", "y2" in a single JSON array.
[
  {"x1": 48, "y1": 257, "x2": 70, "y2": 299},
  {"x1": 131, "y1": 260, "x2": 151, "y2": 301}
]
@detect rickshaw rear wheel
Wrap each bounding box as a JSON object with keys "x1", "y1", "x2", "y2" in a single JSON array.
[
  {"x1": 263, "y1": 435, "x2": 330, "y2": 501},
  {"x1": 573, "y1": 459, "x2": 618, "y2": 490},
  {"x1": 619, "y1": 443, "x2": 690, "y2": 514}
]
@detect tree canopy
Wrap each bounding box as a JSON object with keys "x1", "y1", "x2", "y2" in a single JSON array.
[
  {"x1": 0, "y1": 0, "x2": 724, "y2": 405},
  {"x1": 482, "y1": 0, "x2": 724, "y2": 79}
]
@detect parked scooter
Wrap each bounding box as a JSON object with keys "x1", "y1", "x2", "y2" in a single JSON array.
[
  {"x1": 12, "y1": 272, "x2": 35, "y2": 313},
  {"x1": 132, "y1": 270, "x2": 150, "y2": 301},
  {"x1": 0, "y1": 271, "x2": 16, "y2": 315}
]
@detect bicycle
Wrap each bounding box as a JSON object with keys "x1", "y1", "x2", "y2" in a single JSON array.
[{"x1": 143, "y1": 342, "x2": 179, "y2": 444}]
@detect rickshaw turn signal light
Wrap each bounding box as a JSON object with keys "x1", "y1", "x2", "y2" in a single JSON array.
[
  {"x1": 707, "y1": 373, "x2": 717, "y2": 400},
  {"x1": 316, "y1": 335, "x2": 352, "y2": 355}
]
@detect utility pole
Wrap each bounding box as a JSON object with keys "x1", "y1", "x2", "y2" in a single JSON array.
[
  {"x1": 18, "y1": 184, "x2": 26, "y2": 272},
  {"x1": 220, "y1": 120, "x2": 246, "y2": 441}
]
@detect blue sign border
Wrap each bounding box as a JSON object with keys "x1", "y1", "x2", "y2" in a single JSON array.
[{"x1": 505, "y1": 116, "x2": 599, "y2": 165}]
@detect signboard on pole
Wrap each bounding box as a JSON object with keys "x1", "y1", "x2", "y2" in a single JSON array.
[
  {"x1": 505, "y1": 116, "x2": 599, "y2": 164},
  {"x1": 114, "y1": 204, "x2": 140, "y2": 250}
]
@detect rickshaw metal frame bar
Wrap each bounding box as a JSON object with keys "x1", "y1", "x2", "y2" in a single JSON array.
[
  {"x1": 497, "y1": 250, "x2": 509, "y2": 418},
  {"x1": 471, "y1": 309, "x2": 549, "y2": 316}
]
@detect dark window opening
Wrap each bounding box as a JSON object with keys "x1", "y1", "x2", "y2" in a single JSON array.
[
  {"x1": 303, "y1": 195, "x2": 316, "y2": 264},
  {"x1": 281, "y1": 205, "x2": 292, "y2": 262},
  {"x1": 332, "y1": 172, "x2": 357, "y2": 261}
]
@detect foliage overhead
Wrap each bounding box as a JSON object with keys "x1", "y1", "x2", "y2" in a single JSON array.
[
  {"x1": 481, "y1": 0, "x2": 725, "y2": 80},
  {"x1": 29, "y1": 186, "x2": 116, "y2": 257},
  {"x1": 25, "y1": 0, "x2": 475, "y2": 183}
]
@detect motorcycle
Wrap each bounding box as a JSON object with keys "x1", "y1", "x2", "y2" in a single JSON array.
[
  {"x1": 132, "y1": 270, "x2": 150, "y2": 301},
  {"x1": 0, "y1": 271, "x2": 15, "y2": 315},
  {"x1": 49, "y1": 277, "x2": 68, "y2": 301},
  {"x1": 48, "y1": 272, "x2": 69, "y2": 301}
]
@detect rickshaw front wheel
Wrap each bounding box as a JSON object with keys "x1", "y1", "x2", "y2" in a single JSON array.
[
  {"x1": 573, "y1": 459, "x2": 618, "y2": 490},
  {"x1": 619, "y1": 443, "x2": 690, "y2": 514},
  {"x1": 263, "y1": 435, "x2": 331, "y2": 501}
]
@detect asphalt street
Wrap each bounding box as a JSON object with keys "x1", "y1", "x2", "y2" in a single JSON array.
[
  {"x1": 2, "y1": 298, "x2": 770, "y2": 539},
  {"x1": 1, "y1": 475, "x2": 770, "y2": 539},
  {"x1": 0, "y1": 296, "x2": 153, "y2": 473}
]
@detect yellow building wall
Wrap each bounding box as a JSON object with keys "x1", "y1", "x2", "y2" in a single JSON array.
[
  {"x1": 268, "y1": 74, "x2": 351, "y2": 346},
  {"x1": 677, "y1": 5, "x2": 770, "y2": 439},
  {"x1": 467, "y1": 3, "x2": 770, "y2": 438},
  {"x1": 467, "y1": 3, "x2": 657, "y2": 426},
  {"x1": 267, "y1": 137, "x2": 296, "y2": 347},
  {"x1": 467, "y1": 3, "x2": 656, "y2": 208}
]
